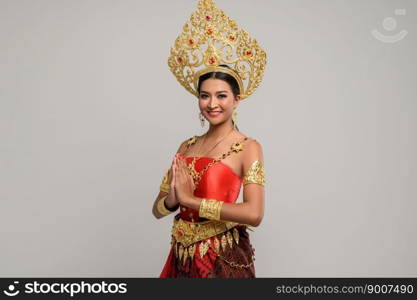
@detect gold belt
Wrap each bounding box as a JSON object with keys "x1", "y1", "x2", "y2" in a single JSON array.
[
  {"x1": 171, "y1": 217, "x2": 238, "y2": 248},
  {"x1": 171, "y1": 217, "x2": 255, "y2": 266}
]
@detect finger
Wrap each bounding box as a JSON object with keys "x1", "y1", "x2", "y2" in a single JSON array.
[
  {"x1": 172, "y1": 159, "x2": 176, "y2": 176},
  {"x1": 182, "y1": 159, "x2": 189, "y2": 174},
  {"x1": 176, "y1": 157, "x2": 181, "y2": 172},
  {"x1": 177, "y1": 157, "x2": 184, "y2": 172},
  {"x1": 182, "y1": 159, "x2": 191, "y2": 178},
  {"x1": 176, "y1": 158, "x2": 184, "y2": 182},
  {"x1": 189, "y1": 170, "x2": 195, "y2": 188},
  {"x1": 176, "y1": 157, "x2": 181, "y2": 167},
  {"x1": 180, "y1": 161, "x2": 187, "y2": 183},
  {"x1": 180, "y1": 158, "x2": 186, "y2": 172},
  {"x1": 171, "y1": 161, "x2": 176, "y2": 187},
  {"x1": 181, "y1": 159, "x2": 188, "y2": 174},
  {"x1": 174, "y1": 158, "x2": 180, "y2": 184}
]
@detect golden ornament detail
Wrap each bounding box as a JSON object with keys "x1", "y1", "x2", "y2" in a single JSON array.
[
  {"x1": 159, "y1": 169, "x2": 170, "y2": 193},
  {"x1": 213, "y1": 236, "x2": 220, "y2": 253},
  {"x1": 182, "y1": 246, "x2": 189, "y2": 265},
  {"x1": 171, "y1": 217, "x2": 238, "y2": 248},
  {"x1": 231, "y1": 140, "x2": 245, "y2": 153},
  {"x1": 199, "y1": 198, "x2": 224, "y2": 220},
  {"x1": 188, "y1": 243, "x2": 196, "y2": 260},
  {"x1": 168, "y1": 0, "x2": 267, "y2": 100},
  {"x1": 199, "y1": 112, "x2": 206, "y2": 127},
  {"x1": 185, "y1": 135, "x2": 249, "y2": 188},
  {"x1": 221, "y1": 234, "x2": 228, "y2": 252},
  {"x1": 232, "y1": 227, "x2": 240, "y2": 244},
  {"x1": 243, "y1": 160, "x2": 266, "y2": 186},
  {"x1": 199, "y1": 240, "x2": 210, "y2": 258},
  {"x1": 178, "y1": 244, "x2": 184, "y2": 261},
  {"x1": 226, "y1": 231, "x2": 234, "y2": 248},
  {"x1": 171, "y1": 218, "x2": 254, "y2": 268},
  {"x1": 156, "y1": 195, "x2": 175, "y2": 216},
  {"x1": 232, "y1": 110, "x2": 238, "y2": 129}
]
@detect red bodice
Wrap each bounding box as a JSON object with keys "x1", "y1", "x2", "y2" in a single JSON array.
[{"x1": 178, "y1": 156, "x2": 242, "y2": 222}]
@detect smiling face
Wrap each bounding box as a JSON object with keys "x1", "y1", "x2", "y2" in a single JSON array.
[{"x1": 198, "y1": 78, "x2": 240, "y2": 126}]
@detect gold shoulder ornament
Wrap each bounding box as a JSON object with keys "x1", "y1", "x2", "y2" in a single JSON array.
[
  {"x1": 243, "y1": 160, "x2": 266, "y2": 186},
  {"x1": 167, "y1": 0, "x2": 267, "y2": 100},
  {"x1": 187, "y1": 135, "x2": 197, "y2": 147}
]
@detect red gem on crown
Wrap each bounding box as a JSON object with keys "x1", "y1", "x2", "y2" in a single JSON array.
[{"x1": 209, "y1": 57, "x2": 216, "y2": 64}]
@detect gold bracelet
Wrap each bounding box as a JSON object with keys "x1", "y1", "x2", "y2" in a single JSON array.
[
  {"x1": 159, "y1": 183, "x2": 170, "y2": 193},
  {"x1": 156, "y1": 195, "x2": 174, "y2": 216},
  {"x1": 159, "y1": 170, "x2": 170, "y2": 193},
  {"x1": 199, "y1": 198, "x2": 224, "y2": 221}
]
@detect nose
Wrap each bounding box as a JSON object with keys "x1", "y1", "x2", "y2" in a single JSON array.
[{"x1": 208, "y1": 97, "x2": 219, "y2": 109}]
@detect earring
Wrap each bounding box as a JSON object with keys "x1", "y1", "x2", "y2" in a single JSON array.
[
  {"x1": 232, "y1": 109, "x2": 238, "y2": 130},
  {"x1": 199, "y1": 112, "x2": 205, "y2": 127}
]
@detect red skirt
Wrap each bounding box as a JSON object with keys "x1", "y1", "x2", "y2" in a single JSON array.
[{"x1": 159, "y1": 224, "x2": 256, "y2": 278}]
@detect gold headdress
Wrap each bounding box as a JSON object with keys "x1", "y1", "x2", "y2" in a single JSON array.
[{"x1": 168, "y1": 0, "x2": 267, "y2": 100}]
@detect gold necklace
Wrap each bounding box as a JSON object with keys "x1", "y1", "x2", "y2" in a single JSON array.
[
  {"x1": 188, "y1": 128, "x2": 234, "y2": 184},
  {"x1": 187, "y1": 129, "x2": 247, "y2": 187},
  {"x1": 201, "y1": 128, "x2": 235, "y2": 157}
]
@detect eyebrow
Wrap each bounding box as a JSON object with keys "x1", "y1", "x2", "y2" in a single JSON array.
[{"x1": 200, "y1": 90, "x2": 229, "y2": 94}]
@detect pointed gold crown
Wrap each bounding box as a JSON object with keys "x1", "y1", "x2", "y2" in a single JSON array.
[{"x1": 168, "y1": 0, "x2": 267, "y2": 100}]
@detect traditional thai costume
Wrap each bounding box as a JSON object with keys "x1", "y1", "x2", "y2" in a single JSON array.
[{"x1": 157, "y1": 0, "x2": 267, "y2": 278}]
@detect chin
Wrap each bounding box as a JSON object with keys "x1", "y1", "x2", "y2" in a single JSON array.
[{"x1": 208, "y1": 119, "x2": 227, "y2": 126}]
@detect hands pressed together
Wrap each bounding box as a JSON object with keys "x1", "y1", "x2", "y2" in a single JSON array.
[{"x1": 166, "y1": 153, "x2": 196, "y2": 208}]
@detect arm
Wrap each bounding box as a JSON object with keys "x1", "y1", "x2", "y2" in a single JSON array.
[
  {"x1": 185, "y1": 139, "x2": 265, "y2": 227},
  {"x1": 152, "y1": 139, "x2": 189, "y2": 219}
]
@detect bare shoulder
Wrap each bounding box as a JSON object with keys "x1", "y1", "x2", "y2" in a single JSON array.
[
  {"x1": 243, "y1": 137, "x2": 264, "y2": 161},
  {"x1": 176, "y1": 135, "x2": 198, "y2": 154}
]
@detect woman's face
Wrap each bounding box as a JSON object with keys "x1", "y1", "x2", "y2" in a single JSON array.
[{"x1": 198, "y1": 78, "x2": 240, "y2": 126}]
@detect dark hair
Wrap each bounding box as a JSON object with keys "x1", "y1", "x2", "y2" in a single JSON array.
[
  {"x1": 197, "y1": 64, "x2": 240, "y2": 98},
  {"x1": 197, "y1": 64, "x2": 240, "y2": 131}
]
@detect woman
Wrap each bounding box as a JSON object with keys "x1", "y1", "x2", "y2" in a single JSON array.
[{"x1": 152, "y1": 0, "x2": 267, "y2": 278}]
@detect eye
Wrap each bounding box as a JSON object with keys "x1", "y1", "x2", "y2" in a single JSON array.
[
  {"x1": 200, "y1": 94, "x2": 209, "y2": 99},
  {"x1": 218, "y1": 94, "x2": 227, "y2": 98}
]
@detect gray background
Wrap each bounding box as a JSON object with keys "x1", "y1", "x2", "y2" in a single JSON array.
[{"x1": 1, "y1": 0, "x2": 416, "y2": 277}]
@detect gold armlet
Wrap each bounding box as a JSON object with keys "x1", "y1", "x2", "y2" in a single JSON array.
[
  {"x1": 243, "y1": 160, "x2": 266, "y2": 186},
  {"x1": 199, "y1": 198, "x2": 223, "y2": 221},
  {"x1": 156, "y1": 195, "x2": 175, "y2": 216}
]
